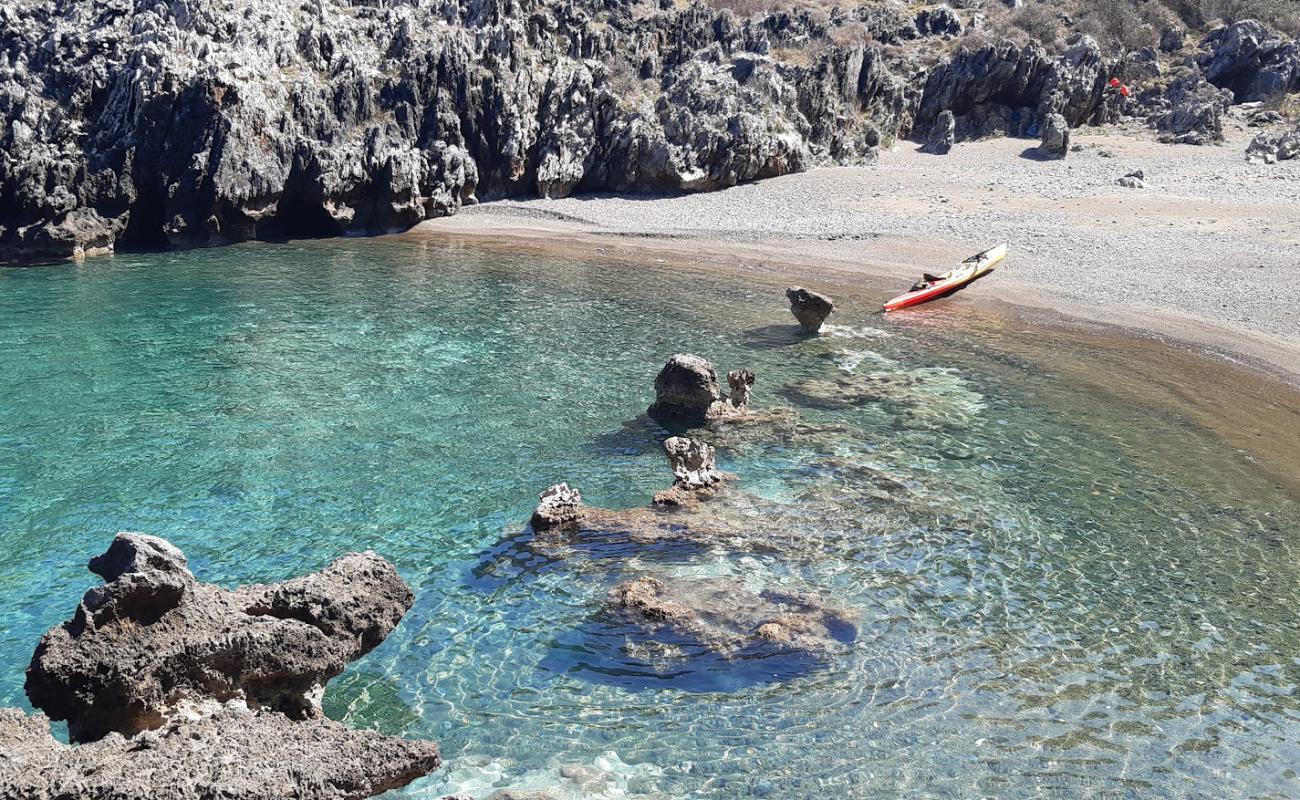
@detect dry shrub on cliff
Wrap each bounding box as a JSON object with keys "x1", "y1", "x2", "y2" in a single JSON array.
[
  {"x1": 1163, "y1": 0, "x2": 1300, "y2": 35},
  {"x1": 1258, "y1": 89, "x2": 1300, "y2": 118},
  {"x1": 1011, "y1": 4, "x2": 1067, "y2": 49},
  {"x1": 828, "y1": 21, "x2": 873, "y2": 47},
  {"x1": 1074, "y1": 0, "x2": 1175, "y2": 50},
  {"x1": 706, "y1": 0, "x2": 779, "y2": 15},
  {"x1": 986, "y1": 0, "x2": 1298, "y2": 51}
]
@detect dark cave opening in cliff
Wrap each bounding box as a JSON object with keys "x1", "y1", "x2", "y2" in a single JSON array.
[
  {"x1": 256, "y1": 193, "x2": 344, "y2": 243},
  {"x1": 118, "y1": 182, "x2": 169, "y2": 251}
]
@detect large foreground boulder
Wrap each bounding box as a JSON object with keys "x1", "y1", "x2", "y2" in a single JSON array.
[
  {"x1": 0, "y1": 704, "x2": 440, "y2": 800},
  {"x1": 786, "y1": 287, "x2": 835, "y2": 333},
  {"x1": 604, "y1": 576, "x2": 857, "y2": 664},
  {"x1": 26, "y1": 533, "x2": 415, "y2": 744}
]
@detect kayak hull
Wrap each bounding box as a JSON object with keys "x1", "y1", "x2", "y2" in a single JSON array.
[{"x1": 882, "y1": 243, "x2": 1008, "y2": 312}]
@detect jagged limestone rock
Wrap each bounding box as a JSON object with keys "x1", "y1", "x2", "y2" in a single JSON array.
[
  {"x1": 1200, "y1": 20, "x2": 1300, "y2": 103},
  {"x1": 786, "y1": 287, "x2": 835, "y2": 333},
  {"x1": 26, "y1": 533, "x2": 414, "y2": 744},
  {"x1": 662, "y1": 436, "x2": 722, "y2": 490},
  {"x1": 532, "y1": 482, "x2": 585, "y2": 531},
  {"x1": 726, "y1": 369, "x2": 755, "y2": 411},
  {"x1": 1038, "y1": 113, "x2": 1070, "y2": 158},
  {"x1": 0, "y1": 704, "x2": 440, "y2": 800},
  {"x1": 922, "y1": 109, "x2": 956, "y2": 154},
  {"x1": 1246, "y1": 122, "x2": 1300, "y2": 164}
]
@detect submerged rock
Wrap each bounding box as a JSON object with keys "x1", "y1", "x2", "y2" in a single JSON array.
[
  {"x1": 603, "y1": 576, "x2": 857, "y2": 663},
  {"x1": 0, "y1": 704, "x2": 440, "y2": 800},
  {"x1": 781, "y1": 366, "x2": 985, "y2": 430},
  {"x1": 786, "y1": 287, "x2": 836, "y2": 333},
  {"x1": 26, "y1": 533, "x2": 415, "y2": 744}
]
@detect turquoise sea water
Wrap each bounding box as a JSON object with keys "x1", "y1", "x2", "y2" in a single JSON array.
[{"x1": 1, "y1": 238, "x2": 1298, "y2": 798}]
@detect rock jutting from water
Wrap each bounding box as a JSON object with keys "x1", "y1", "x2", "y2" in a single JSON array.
[
  {"x1": 531, "y1": 482, "x2": 586, "y2": 532},
  {"x1": 6, "y1": 532, "x2": 440, "y2": 797},
  {"x1": 603, "y1": 576, "x2": 858, "y2": 665},
  {"x1": 726, "y1": 369, "x2": 756, "y2": 413},
  {"x1": 786, "y1": 287, "x2": 836, "y2": 334},
  {"x1": 647, "y1": 354, "x2": 755, "y2": 424},
  {"x1": 663, "y1": 437, "x2": 722, "y2": 490}
]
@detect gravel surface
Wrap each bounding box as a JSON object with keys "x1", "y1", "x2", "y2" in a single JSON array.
[{"x1": 419, "y1": 119, "x2": 1300, "y2": 369}]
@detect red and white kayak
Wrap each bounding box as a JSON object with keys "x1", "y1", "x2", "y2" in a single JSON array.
[{"x1": 883, "y1": 243, "x2": 1008, "y2": 312}]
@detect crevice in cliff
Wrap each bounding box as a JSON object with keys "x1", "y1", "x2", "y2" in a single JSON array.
[{"x1": 118, "y1": 182, "x2": 169, "y2": 251}]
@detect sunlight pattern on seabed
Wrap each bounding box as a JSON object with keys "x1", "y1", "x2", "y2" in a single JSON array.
[{"x1": 0, "y1": 238, "x2": 1297, "y2": 799}]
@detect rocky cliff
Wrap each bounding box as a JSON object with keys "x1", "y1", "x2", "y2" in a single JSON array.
[{"x1": 1, "y1": 0, "x2": 1296, "y2": 264}]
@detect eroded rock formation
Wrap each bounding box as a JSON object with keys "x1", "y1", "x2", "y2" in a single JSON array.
[
  {"x1": 726, "y1": 369, "x2": 755, "y2": 412},
  {"x1": 786, "y1": 287, "x2": 835, "y2": 333},
  {"x1": 647, "y1": 353, "x2": 755, "y2": 423},
  {"x1": 0, "y1": 704, "x2": 440, "y2": 800},
  {"x1": 531, "y1": 482, "x2": 585, "y2": 532},
  {"x1": 662, "y1": 436, "x2": 722, "y2": 490},
  {"x1": 6, "y1": 532, "x2": 439, "y2": 798},
  {"x1": 26, "y1": 533, "x2": 413, "y2": 743},
  {"x1": 648, "y1": 353, "x2": 723, "y2": 422},
  {"x1": 603, "y1": 576, "x2": 857, "y2": 663}
]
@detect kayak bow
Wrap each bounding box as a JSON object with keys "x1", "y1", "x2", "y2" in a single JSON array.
[{"x1": 883, "y1": 243, "x2": 1008, "y2": 312}]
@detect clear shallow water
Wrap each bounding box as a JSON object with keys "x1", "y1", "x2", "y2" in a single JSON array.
[{"x1": 1, "y1": 238, "x2": 1298, "y2": 798}]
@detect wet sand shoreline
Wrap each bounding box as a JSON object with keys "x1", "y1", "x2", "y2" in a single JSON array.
[{"x1": 411, "y1": 124, "x2": 1300, "y2": 386}]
